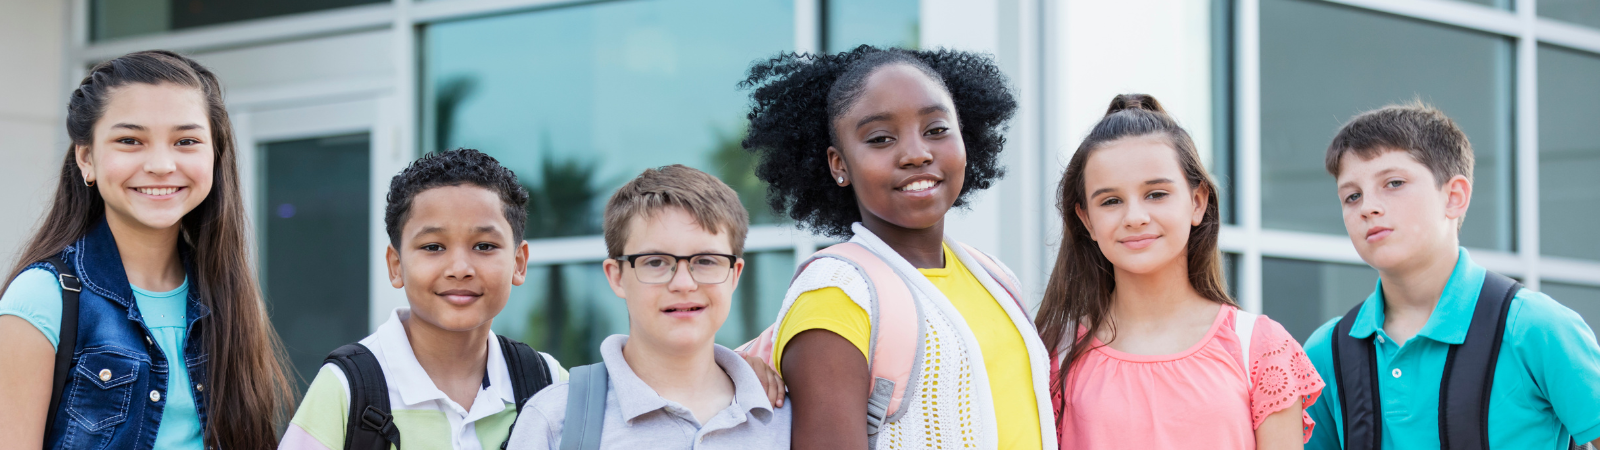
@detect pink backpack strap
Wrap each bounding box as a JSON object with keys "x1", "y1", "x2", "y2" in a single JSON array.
[
  {"x1": 735, "y1": 242, "x2": 922, "y2": 433},
  {"x1": 957, "y1": 242, "x2": 1027, "y2": 313}
]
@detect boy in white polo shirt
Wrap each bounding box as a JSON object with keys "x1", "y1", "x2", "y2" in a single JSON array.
[
  {"x1": 280, "y1": 149, "x2": 566, "y2": 450},
  {"x1": 507, "y1": 165, "x2": 791, "y2": 450}
]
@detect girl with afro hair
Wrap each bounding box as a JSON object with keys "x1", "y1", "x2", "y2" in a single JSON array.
[{"x1": 736, "y1": 46, "x2": 1056, "y2": 449}]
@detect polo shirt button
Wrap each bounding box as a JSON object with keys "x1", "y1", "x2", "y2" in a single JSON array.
[
  {"x1": 150, "y1": 390, "x2": 161, "y2": 402},
  {"x1": 1376, "y1": 335, "x2": 1386, "y2": 344},
  {"x1": 1392, "y1": 368, "x2": 1402, "y2": 378}
]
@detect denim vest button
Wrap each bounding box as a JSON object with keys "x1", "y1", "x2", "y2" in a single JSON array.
[
  {"x1": 145, "y1": 336, "x2": 152, "y2": 346},
  {"x1": 195, "y1": 383, "x2": 203, "y2": 392},
  {"x1": 150, "y1": 390, "x2": 161, "y2": 402},
  {"x1": 98, "y1": 369, "x2": 111, "y2": 382}
]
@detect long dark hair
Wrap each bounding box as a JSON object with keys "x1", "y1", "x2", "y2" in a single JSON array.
[
  {"x1": 3, "y1": 50, "x2": 293, "y2": 449},
  {"x1": 1035, "y1": 94, "x2": 1230, "y2": 416}
]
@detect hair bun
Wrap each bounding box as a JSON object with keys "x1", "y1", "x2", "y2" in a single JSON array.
[{"x1": 1104, "y1": 93, "x2": 1166, "y2": 116}]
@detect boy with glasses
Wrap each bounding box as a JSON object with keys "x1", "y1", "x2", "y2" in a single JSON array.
[{"x1": 507, "y1": 165, "x2": 791, "y2": 449}]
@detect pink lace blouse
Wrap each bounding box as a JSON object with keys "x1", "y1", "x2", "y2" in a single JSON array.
[{"x1": 1050, "y1": 306, "x2": 1324, "y2": 449}]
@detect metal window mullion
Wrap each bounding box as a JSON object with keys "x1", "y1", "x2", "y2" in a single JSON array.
[
  {"x1": 1517, "y1": 0, "x2": 1541, "y2": 290},
  {"x1": 1320, "y1": 0, "x2": 1520, "y2": 37},
  {"x1": 1536, "y1": 18, "x2": 1600, "y2": 55},
  {"x1": 1237, "y1": 0, "x2": 1264, "y2": 314}
]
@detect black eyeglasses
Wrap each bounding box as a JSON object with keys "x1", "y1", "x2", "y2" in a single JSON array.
[{"x1": 613, "y1": 253, "x2": 738, "y2": 284}]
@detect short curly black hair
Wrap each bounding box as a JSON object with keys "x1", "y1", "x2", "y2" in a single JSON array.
[
  {"x1": 384, "y1": 148, "x2": 530, "y2": 248},
  {"x1": 740, "y1": 46, "x2": 1017, "y2": 238}
]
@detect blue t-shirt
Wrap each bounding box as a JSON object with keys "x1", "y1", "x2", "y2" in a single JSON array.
[
  {"x1": 1304, "y1": 248, "x2": 1600, "y2": 449},
  {"x1": 0, "y1": 268, "x2": 204, "y2": 450}
]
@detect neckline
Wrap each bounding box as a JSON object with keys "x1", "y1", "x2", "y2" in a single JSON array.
[{"x1": 1087, "y1": 304, "x2": 1231, "y2": 363}]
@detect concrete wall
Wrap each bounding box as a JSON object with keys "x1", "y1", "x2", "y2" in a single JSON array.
[{"x1": 0, "y1": 0, "x2": 67, "y2": 268}]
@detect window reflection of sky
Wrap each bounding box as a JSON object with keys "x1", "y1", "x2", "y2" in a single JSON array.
[{"x1": 424, "y1": 0, "x2": 794, "y2": 214}]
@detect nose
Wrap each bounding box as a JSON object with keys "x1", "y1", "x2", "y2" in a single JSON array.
[
  {"x1": 898, "y1": 135, "x2": 934, "y2": 169},
  {"x1": 666, "y1": 259, "x2": 699, "y2": 293},
  {"x1": 1361, "y1": 197, "x2": 1384, "y2": 219},
  {"x1": 145, "y1": 145, "x2": 177, "y2": 176},
  {"x1": 1123, "y1": 198, "x2": 1151, "y2": 228},
  {"x1": 442, "y1": 249, "x2": 475, "y2": 280}
]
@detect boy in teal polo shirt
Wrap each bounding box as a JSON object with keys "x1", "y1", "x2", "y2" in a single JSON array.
[{"x1": 1303, "y1": 103, "x2": 1600, "y2": 449}]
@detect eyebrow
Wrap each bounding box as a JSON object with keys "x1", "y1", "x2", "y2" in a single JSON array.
[
  {"x1": 853, "y1": 104, "x2": 951, "y2": 130},
  {"x1": 109, "y1": 123, "x2": 205, "y2": 132},
  {"x1": 1088, "y1": 178, "x2": 1174, "y2": 199}
]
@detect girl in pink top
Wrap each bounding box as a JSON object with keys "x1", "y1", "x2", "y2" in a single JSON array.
[{"x1": 1035, "y1": 94, "x2": 1324, "y2": 449}]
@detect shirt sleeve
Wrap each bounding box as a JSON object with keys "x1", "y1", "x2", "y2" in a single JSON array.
[
  {"x1": 0, "y1": 268, "x2": 65, "y2": 350},
  {"x1": 772, "y1": 287, "x2": 870, "y2": 374},
  {"x1": 282, "y1": 365, "x2": 351, "y2": 450},
  {"x1": 1302, "y1": 318, "x2": 1344, "y2": 450},
  {"x1": 1249, "y1": 316, "x2": 1326, "y2": 444},
  {"x1": 1508, "y1": 290, "x2": 1600, "y2": 443}
]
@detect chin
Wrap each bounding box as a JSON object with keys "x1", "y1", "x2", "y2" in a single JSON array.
[{"x1": 418, "y1": 308, "x2": 493, "y2": 332}]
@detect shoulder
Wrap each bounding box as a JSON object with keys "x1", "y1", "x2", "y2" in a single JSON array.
[
  {"x1": 0, "y1": 268, "x2": 67, "y2": 348},
  {"x1": 510, "y1": 381, "x2": 567, "y2": 445},
  {"x1": 1505, "y1": 288, "x2": 1600, "y2": 352},
  {"x1": 287, "y1": 364, "x2": 354, "y2": 449}
]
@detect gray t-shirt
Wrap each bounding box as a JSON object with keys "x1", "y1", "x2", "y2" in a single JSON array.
[{"x1": 506, "y1": 334, "x2": 791, "y2": 449}]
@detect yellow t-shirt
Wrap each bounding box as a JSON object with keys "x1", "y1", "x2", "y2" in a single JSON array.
[{"x1": 773, "y1": 244, "x2": 1042, "y2": 450}]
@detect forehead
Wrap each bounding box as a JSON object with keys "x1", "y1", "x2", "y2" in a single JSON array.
[
  {"x1": 100, "y1": 83, "x2": 208, "y2": 126},
  {"x1": 841, "y1": 64, "x2": 953, "y2": 118},
  {"x1": 1336, "y1": 148, "x2": 1431, "y2": 183},
  {"x1": 624, "y1": 206, "x2": 731, "y2": 252},
  {"x1": 404, "y1": 185, "x2": 510, "y2": 231},
  {"x1": 1083, "y1": 136, "x2": 1185, "y2": 186}
]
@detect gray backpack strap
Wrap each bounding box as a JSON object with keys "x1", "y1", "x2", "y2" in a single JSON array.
[{"x1": 560, "y1": 363, "x2": 609, "y2": 450}]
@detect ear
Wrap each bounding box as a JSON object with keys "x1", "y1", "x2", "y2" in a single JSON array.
[
  {"x1": 1442, "y1": 174, "x2": 1472, "y2": 221},
  {"x1": 1190, "y1": 183, "x2": 1210, "y2": 227},
  {"x1": 727, "y1": 257, "x2": 745, "y2": 292},
  {"x1": 386, "y1": 245, "x2": 404, "y2": 289},
  {"x1": 1074, "y1": 203, "x2": 1094, "y2": 238},
  {"x1": 75, "y1": 144, "x2": 95, "y2": 185},
  {"x1": 603, "y1": 258, "x2": 627, "y2": 299},
  {"x1": 511, "y1": 240, "x2": 530, "y2": 286},
  {"x1": 827, "y1": 146, "x2": 849, "y2": 186}
]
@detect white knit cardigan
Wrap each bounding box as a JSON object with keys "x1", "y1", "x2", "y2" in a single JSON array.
[{"x1": 769, "y1": 223, "x2": 1057, "y2": 449}]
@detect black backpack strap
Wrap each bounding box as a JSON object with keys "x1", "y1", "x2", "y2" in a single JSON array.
[
  {"x1": 325, "y1": 343, "x2": 402, "y2": 450},
  {"x1": 43, "y1": 255, "x2": 81, "y2": 441},
  {"x1": 1439, "y1": 271, "x2": 1520, "y2": 450},
  {"x1": 1333, "y1": 301, "x2": 1381, "y2": 450},
  {"x1": 497, "y1": 335, "x2": 553, "y2": 450},
  {"x1": 560, "y1": 363, "x2": 608, "y2": 450}
]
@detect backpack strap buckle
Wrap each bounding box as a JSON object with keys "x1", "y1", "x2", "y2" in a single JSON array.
[
  {"x1": 58, "y1": 273, "x2": 81, "y2": 293},
  {"x1": 360, "y1": 405, "x2": 392, "y2": 431}
]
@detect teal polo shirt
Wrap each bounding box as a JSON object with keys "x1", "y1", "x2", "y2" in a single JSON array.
[{"x1": 1304, "y1": 248, "x2": 1600, "y2": 450}]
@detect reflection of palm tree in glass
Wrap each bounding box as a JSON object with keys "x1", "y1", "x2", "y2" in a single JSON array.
[
  {"x1": 709, "y1": 125, "x2": 776, "y2": 340},
  {"x1": 433, "y1": 76, "x2": 478, "y2": 154},
  {"x1": 522, "y1": 147, "x2": 608, "y2": 364}
]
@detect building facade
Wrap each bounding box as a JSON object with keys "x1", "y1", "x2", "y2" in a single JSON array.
[{"x1": 0, "y1": 0, "x2": 1596, "y2": 385}]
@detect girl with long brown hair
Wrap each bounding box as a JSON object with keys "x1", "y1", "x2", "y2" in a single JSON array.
[
  {"x1": 0, "y1": 50, "x2": 293, "y2": 450},
  {"x1": 1036, "y1": 94, "x2": 1323, "y2": 449}
]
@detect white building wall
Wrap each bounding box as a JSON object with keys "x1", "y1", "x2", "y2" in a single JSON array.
[{"x1": 0, "y1": 0, "x2": 67, "y2": 267}]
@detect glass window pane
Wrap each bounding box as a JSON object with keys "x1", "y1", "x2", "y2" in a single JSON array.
[
  {"x1": 1260, "y1": 0, "x2": 1515, "y2": 250},
  {"x1": 1262, "y1": 257, "x2": 1379, "y2": 342},
  {"x1": 1540, "y1": 0, "x2": 1600, "y2": 29},
  {"x1": 494, "y1": 251, "x2": 795, "y2": 366},
  {"x1": 261, "y1": 133, "x2": 372, "y2": 391},
  {"x1": 1538, "y1": 281, "x2": 1600, "y2": 336},
  {"x1": 825, "y1": 0, "x2": 920, "y2": 52},
  {"x1": 422, "y1": 0, "x2": 794, "y2": 237},
  {"x1": 91, "y1": 0, "x2": 387, "y2": 41},
  {"x1": 1538, "y1": 44, "x2": 1600, "y2": 261}
]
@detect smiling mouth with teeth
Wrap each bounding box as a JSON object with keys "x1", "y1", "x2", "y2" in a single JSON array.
[
  {"x1": 899, "y1": 180, "x2": 937, "y2": 192},
  {"x1": 135, "y1": 187, "x2": 182, "y2": 196},
  {"x1": 662, "y1": 306, "x2": 705, "y2": 313}
]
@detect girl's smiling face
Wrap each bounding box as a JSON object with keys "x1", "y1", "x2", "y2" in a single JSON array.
[
  {"x1": 77, "y1": 83, "x2": 215, "y2": 232},
  {"x1": 1075, "y1": 136, "x2": 1209, "y2": 275},
  {"x1": 827, "y1": 64, "x2": 966, "y2": 233}
]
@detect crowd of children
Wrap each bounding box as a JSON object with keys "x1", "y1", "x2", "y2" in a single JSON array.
[{"x1": 0, "y1": 45, "x2": 1596, "y2": 450}]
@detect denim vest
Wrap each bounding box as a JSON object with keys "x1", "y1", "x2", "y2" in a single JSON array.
[{"x1": 32, "y1": 220, "x2": 212, "y2": 450}]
